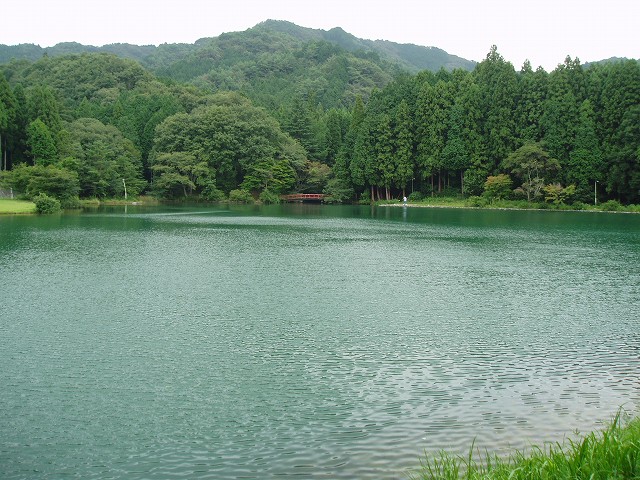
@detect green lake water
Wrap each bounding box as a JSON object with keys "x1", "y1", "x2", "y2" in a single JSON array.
[{"x1": 1, "y1": 204, "x2": 639, "y2": 479}]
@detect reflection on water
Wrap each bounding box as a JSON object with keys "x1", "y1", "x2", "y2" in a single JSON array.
[{"x1": 1, "y1": 205, "x2": 639, "y2": 479}]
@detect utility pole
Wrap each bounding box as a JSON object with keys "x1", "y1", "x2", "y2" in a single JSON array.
[
  {"x1": 122, "y1": 178, "x2": 127, "y2": 200},
  {"x1": 594, "y1": 180, "x2": 598, "y2": 205}
]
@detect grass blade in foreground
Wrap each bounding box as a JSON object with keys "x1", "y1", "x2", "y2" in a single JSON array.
[{"x1": 412, "y1": 413, "x2": 640, "y2": 480}]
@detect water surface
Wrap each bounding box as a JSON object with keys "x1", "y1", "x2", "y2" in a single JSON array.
[{"x1": 1, "y1": 205, "x2": 638, "y2": 479}]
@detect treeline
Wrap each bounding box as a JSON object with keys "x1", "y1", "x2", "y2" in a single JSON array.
[
  {"x1": 0, "y1": 46, "x2": 639, "y2": 206},
  {"x1": 332, "y1": 47, "x2": 640, "y2": 204}
]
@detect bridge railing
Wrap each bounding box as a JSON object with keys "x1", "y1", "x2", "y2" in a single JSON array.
[{"x1": 281, "y1": 193, "x2": 325, "y2": 202}]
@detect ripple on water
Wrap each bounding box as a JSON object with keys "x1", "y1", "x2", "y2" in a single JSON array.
[{"x1": 1, "y1": 207, "x2": 639, "y2": 479}]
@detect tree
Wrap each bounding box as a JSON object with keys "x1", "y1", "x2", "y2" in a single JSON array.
[
  {"x1": 515, "y1": 61, "x2": 548, "y2": 142},
  {"x1": 334, "y1": 96, "x2": 364, "y2": 191},
  {"x1": 323, "y1": 177, "x2": 354, "y2": 203},
  {"x1": 0, "y1": 73, "x2": 18, "y2": 170},
  {"x1": 65, "y1": 118, "x2": 146, "y2": 197},
  {"x1": 483, "y1": 174, "x2": 512, "y2": 201},
  {"x1": 502, "y1": 143, "x2": 560, "y2": 202},
  {"x1": 0, "y1": 163, "x2": 79, "y2": 200},
  {"x1": 541, "y1": 57, "x2": 586, "y2": 175},
  {"x1": 416, "y1": 80, "x2": 452, "y2": 193},
  {"x1": 473, "y1": 46, "x2": 518, "y2": 171},
  {"x1": 151, "y1": 152, "x2": 215, "y2": 198},
  {"x1": 26, "y1": 85, "x2": 63, "y2": 135},
  {"x1": 543, "y1": 183, "x2": 576, "y2": 205},
  {"x1": 567, "y1": 100, "x2": 603, "y2": 201},
  {"x1": 26, "y1": 119, "x2": 57, "y2": 166},
  {"x1": 323, "y1": 108, "x2": 348, "y2": 165},
  {"x1": 393, "y1": 99, "x2": 414, "y2": 196},
  {"x1": 441, "y1": 101, "x2": 470, "y2": 194},
  {"x1": 153, "y1": 92, "x2": 305, "y2": 195}
]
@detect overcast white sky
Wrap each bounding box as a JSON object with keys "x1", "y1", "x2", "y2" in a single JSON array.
[{"x1": 3, "y1": 0, "x2": 638, "y2": 71}]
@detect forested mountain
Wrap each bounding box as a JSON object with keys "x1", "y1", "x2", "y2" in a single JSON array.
[
  {"x1": 0, "y1": 20, "x2": 474, "y2": 74},
  {"x1": 1, "y1": 24, "x2": 639, "y2": 207},
  {"x1": 0, "y1": 21, "x2": 474, "y2": 113}
]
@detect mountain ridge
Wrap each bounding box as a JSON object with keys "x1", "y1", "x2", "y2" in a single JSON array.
[{"x1": 0, "y1": 20, "x2": 476, "y2": 73}]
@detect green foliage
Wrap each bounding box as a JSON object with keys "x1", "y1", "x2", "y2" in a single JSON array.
[
  {"x1": 503, "y1": 142, "x2": 559, "y2": 202},
  {"x1": 300, "y1": 161, "x2": 332, "y2": 193},
  {"x1": 322, "y1": 177, "x2": 354, "y2": 203},
  {"x1": 408, "y1": 191, "x2": 423, "y2": 201},
  {"x1": 153, "y1": 93, "x2": 304, "y2": 195},
  {"x1": 543, "y1": 183, "x2": 576, "y2": 205},
  {"x1": 600, "y1": 199, "x2": 623, "y2": 211},
  {"x1": 1, "y1": 40, "x2": 639, "y2": 207},
  {"x1": 465, "y1": 195, "x2": 489, "y2": 207},
  {"x1": 65, "y1": 118, "x2": 146, "y2": 197},
  {"x1": 60, "y1": 196, "x2": 82, "y2": 209},
  {"x1": 26, "y1": 118, "x2": 58, "y2": 165},
  {"x1": 33, "y1": 193, "x2": 61, "y2": 214},
  {"x1": 151, "y1": 151, "x2": 213, "y2": 199},
  {"x1": 413, "y1": 413, "x2": 640, "y2": 480},
  {"x1": 228, "y1": 189, "x2": 254, "y2": 203},
  {"x1": 258, "y1": 189, "x2": 280, "y2": 204},
  {"x1": 1, "y1": 163, "x2": 80, "y2": 200},
  {"x1": 201, "y1": 185, "x2": 226, "y2": 201},
  {"x1": 483, "y1": 174, "x2": 513, "y2": 201}
]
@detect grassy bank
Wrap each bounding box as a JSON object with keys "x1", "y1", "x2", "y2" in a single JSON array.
[
  {"x1": 79, "y1": 195, "x2": 160, "y2": 207},
  {"x1": 380, "y1": 196, "x2": 640, "y2": 213},
  {"x1": 412, "y1": 414, "x2": 640, "y2": 480},
  {"x1": 0, "y1": 198, "x2": 36, "y2": 214}
]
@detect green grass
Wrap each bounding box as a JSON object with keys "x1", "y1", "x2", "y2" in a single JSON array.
[
  {"x1": 412, "y1": 413, "x2": 640, "y2": 480},
  {"x1": 380, "y1": 196, "x2": 640, "y2": 213},
  {"x1": 0, "y1": 198, "x2": 36, "y2": 214}
]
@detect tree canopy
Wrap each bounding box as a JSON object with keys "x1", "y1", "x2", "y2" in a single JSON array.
[{"x1": 0, "y1": 43, "x2": 639, "y2": 205}]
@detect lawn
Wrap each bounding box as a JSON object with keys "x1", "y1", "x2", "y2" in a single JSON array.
[{"x1": 0, "y1": 198, "x2": 36, "y2": 214}]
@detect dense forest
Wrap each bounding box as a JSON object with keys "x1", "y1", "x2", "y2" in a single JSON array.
[{"x1": 0, "y1": 22, "x2": 639, "y2": 206}]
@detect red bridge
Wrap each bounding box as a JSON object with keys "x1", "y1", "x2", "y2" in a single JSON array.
[{"x1": 281, "y1": 193, "x2": 325, "y2": 202}]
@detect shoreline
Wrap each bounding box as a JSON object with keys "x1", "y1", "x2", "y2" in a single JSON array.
[{"x1": 379, "y1": 202, "x2": 638, "y2": 214}]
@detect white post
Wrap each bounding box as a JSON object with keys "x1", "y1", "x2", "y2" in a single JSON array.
[
  {"x1": 594, "y1": 180, "x2": 598, "y2": 205},
  {"x1": 122, "y1": 178, "x2": 127, "y2": 200}
]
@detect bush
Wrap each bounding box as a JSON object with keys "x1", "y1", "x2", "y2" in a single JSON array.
[
  {"x1": 465, "y1": 195, "x2": 488, "y2": 207},
  {"x1": 259, "y1": 189, "x2": 280, "y2": 204},
  {"x1": 201, "y1": 185, "x2": 226, "y2": 201},
  {"x1": 33, "y1": 193, "x2": 61, "y2": 214},
  {"x1": 60, "y1": 196, "x2": 82, "y2": 209},
  {"x1": 571, "y1": 201, "x2": 587, "y2": 210},
  {"x1": 408, "y1": 191, "x2": 423, "y2": 202},
  {"x1": 228, "y1": 189, "x2": 254, "y2": 204},
  {"x1": 323, "y1": 178, "x2": 354, "y2": 204},
  {"x1": 627, "y1": 204, "x2": 640, "y2": 213},
  {"x1": 483, "y1": 174, "x2": 513, "y2": 201},
  {"x1": 600, "y1": 200, "x2": 622, "y2": 211}
]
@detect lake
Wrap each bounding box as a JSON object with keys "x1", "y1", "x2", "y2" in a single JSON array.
[{"x1": 1, "y1": 204, "x2": 638, "y2": 479}]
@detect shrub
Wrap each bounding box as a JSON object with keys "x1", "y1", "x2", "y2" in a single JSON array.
[
  {"x1": 408, "y1": 191, "x2": 423, "y2": 202},
  {"x1": 228, "y1": 189, "x2": 254, "y2": 204},
  {"x1": 465, "y1": 195, "x2": 488, "y2": 208},
  {"x1": 600, "y1": 200, "x2": 622, "y2": 211},
  {"x1": 571, "y1": 201, "x2": 587, "y2": 210},
  {"x1": 323, "y1": 178, "x2": 354, "y2": 204},
  {"x1": 60, "y1": 196, "x2": 82, "y2": 209},
  {"x1": 483, "y1": 174, "x2": 513, "y2": 201},
  {"x1": 201, "y1": 185, "x2": 226, "y2": 201},
  {"x1": 33, "y1": 193, "x2": 61, "y2": 214},
  {"x1": 259, "y1": 189, "x2": 280, "y2": 204}
]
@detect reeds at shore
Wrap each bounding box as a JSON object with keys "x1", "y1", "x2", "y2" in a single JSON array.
[{"x1": 413, "y1": 413, "x2": 639, "y2": 480}]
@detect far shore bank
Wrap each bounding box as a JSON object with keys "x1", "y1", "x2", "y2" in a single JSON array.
[
  {"x1": 3, "y1": 196, "x2": 639, "y2": 215},
  {"x1": 380, "y1": 202, "x2": 640, "y2": 213}
]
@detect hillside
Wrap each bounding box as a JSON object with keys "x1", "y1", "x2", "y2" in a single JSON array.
[{"x1": 0, "y1": 20, "x2": 475, "y2": 75}]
